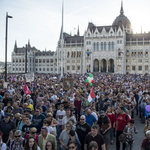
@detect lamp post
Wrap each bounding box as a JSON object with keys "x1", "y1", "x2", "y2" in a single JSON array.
[{"x1": 5, "y1": 12, "x2": 13, "y2": 82}]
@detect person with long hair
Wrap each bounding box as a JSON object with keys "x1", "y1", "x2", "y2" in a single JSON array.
[
  {"x1": 24, "y1": 136, "x2": 40, "y2": 150},
  {"x1": 45, "y1": 140, "x2": 55, "y2": 150},
  {"x1": 106, "y1": 106, "x2": 116, "y2": 144},
  {"x1": 6, "y1": 129, "x2": 16, "y2": 150}
]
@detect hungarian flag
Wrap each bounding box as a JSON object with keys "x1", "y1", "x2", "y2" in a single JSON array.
[
  {"x1": 44, "y1": 82, "x2": 47, "y2": 87},
  {"x1": 24, "y1": 84, "x2": 31, "y2": 94},
  {"x1": 86, "y1": 86, "x2": 96, "y2": 106}
]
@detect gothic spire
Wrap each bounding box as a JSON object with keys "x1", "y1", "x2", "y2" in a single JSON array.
[
  {"x1": 14, "y1": 40, "x2": 17, "y2": 51},
  {"x1": 28, "y1": 39, "x2": 31, "y2": 47},
  {"x1": 77, "y1": 25, "x2": 80, "y2": 36},
  {"x1": 120, "y1": 0, "x2": 124, "y2": 15}
]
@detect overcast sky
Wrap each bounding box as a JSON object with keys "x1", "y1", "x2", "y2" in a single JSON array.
[{"x1": 0, "y1": 0, "x2": 150, "y2": 62}]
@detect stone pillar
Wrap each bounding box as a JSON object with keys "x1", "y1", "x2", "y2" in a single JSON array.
[{"x1": 106, "y1": 60, "x2": 108, "y2": 72}]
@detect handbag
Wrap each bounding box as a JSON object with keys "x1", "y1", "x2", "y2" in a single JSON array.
[{"x1": 119, "y1": 133, "x2": 127, "y2": 143}]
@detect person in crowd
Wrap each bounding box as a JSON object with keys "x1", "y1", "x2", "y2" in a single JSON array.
[
  {"x1": 70, "y1": 102, "x2": 79, "y2": 121},
  {"x1": 123, "y1": 119, "x2": 138, "y2": 150},
  {"x1": 56, "y1": 104, "x2": 66, "y2": 138},
  {"x1": 116, "y1": 106, "x2": 130, "y2": 150},
  {"x1": 0, "y1": 131, "x2": 7, "y2": 150},
  {"x1": 85, "y1": 108, "x2": 97, "y2": 127},
  {"x1": 26, "y1": 99, "x2": 34, "y2": 112},
  {"x1": 97, "y1": 110, "x2": 111, "y2": 150},
  {"x1": 68, "y1": 140, "x2": 78, "y2": 150},
  {"x1": 43, "y1": 119, "x2": 54, "y2": 135},
  {"x1": 46, "y1": 112, "x2": 59, "y2": 136},
  {"x1": 84, "y1": 125, "x2": 105, "y2": 150},
  {"x1": 68, "y1": 129, "x2": 81, "y2": 150},
  {"x1": 43, "y1": 96, "x2": 51, "y2": 108},
  {"x1": 0, "y1": 102, "x2": 4, "y2": 118},
  {"x1": 91, "y1": 106, "x2": 98, "y2": 121},
  {"x1": 32, "y1": 107, "x2": 46, "y2": 134},
  {"x1": 6, "y1": 129, "x2": 16, "y2": 150},
  {"x1": 12, "y1": 102, "x2": 23, "y2": 116},
  {"x1": 38, "y1": 126, "x2": 57, "y2": 150},
  {"x1": 62, "y1": 108, "x2": 76, "y2": 130},
  {"x1": 59, "y1": 121, "x2": 78, "y2": 150},
  {"x1": 0, "y1": 113, "x2": 16, "y2": 143},
  {"x1": 106, "y1": 107, "x2": 116, "y2": 144},
  {"x1": 16, "y1": 113, "x2": 26, "y2": 131},
  {"x1": 22, "y1": 114, "x2": 35, "y2": 137},
  {"x1": 89, "y1": 141, "x2": 98, "y2": 150},
  {"x1": 24, "y1": 136, "x2": 40, "y2": 150},
  {"x1": 45, "y1": 140, "x2": 55, "y2": 150},
  {"x1": 2, "y1": 93, "x2": 12, "y2": 107},
  {"x1": 76, "y1": 115, "x2": 91, "y2": 149},
  {"x1": 25, "y1": 127, "x2": 39, "y2": 144},
  {"x1": 141, "y1": 130, "x2": 150, "y2": 150},
  {"x1": 10, "y1": 130, "x2": 26, "y2": 149}
]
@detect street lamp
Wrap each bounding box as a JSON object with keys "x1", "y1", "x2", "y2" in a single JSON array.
[{"x1": 5, "y1": 12, "x2": 13, "y2": 82}]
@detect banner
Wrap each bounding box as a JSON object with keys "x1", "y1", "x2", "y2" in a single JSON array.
[
  {"x1": 63, "y1": 78, "x2": 73, "y2": 90},
  {"x1": 25, "y1": 73, "x2": 34, "y2": 82},
  {"x1": 3, "y1": 82, "x2": 7, "y2": 88}
]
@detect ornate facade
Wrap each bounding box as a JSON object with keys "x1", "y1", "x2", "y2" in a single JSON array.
[
  {"x1": 11, "y1": 2, "x2": 150, "y2": 75},
  {"x1": 56, "y1": 2, "x2": 150, "y2": 75}
]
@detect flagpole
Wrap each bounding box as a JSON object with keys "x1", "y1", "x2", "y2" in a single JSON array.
[{"x1": 61, "y1": 0, "x2": 64, "y2": 78}]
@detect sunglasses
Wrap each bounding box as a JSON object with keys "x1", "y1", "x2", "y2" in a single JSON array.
[
  {"x1": 80, "y1": 119, "x2": 85, "y2": 120},
  {"x1": 15, "y1": 135, "x2": 21, "y2": 138},
  {"x1": 69, "y1": 146, "x2": 75, "y2": 149},
  {"x1": 31, "y1": 132, "x2": 36, "y2": 134}
]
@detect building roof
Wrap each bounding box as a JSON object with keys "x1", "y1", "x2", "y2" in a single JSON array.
[
  {"x1": 126, "y1": 33, "x2": 150, "y2": 41},
  {"x1": 112, "y1": 1, "x2": 132, "y2": 30}
]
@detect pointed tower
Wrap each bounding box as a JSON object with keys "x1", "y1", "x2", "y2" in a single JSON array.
[
  {"x1": 77, "y1": 25, "x2": 80, "y2": 36},
  {"x1": 14, "y1": 40, "x2": 17, "y2": 52},
  {"x1": 120, "y1": 0, "x2": 124, "y2": 15},
  {"x1": 28, "y1": 39, "x2": 31, "y2": 48},
  {"x1": 70, "y1": 31, "x2": 72, "y2": 36}
]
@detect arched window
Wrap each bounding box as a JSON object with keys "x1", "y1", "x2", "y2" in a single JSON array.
[
  {"x1": 145, "y1": 49, "x2": 148, "y2": 57},
  {"x1": 109, "y1": 42, "x2": 111, "y2": 50},
  {"x1": 94, "y1": 43, "x2": 96, "y2": 50},
  {"x1": 101, "y1": 42, "x2": 103, "y2": 50},
  {"x1": 104, "y1": 42, "x2": 107, "y2": 50},
  {"x1": 67, "y1": 52, "x2": 70, "y2": 58},
  {"x1": 74, "y1": 52, "x2": 76, "y2": 57},
  {"x1": 112, "y1": 42, "x2": 114, "y2": 50},
  {"x1": 97, "y1": 42, "x2": 99, "y2": 50},
  {"x1": 119, "y1": 31, "x2": 121, "y2": 36}
]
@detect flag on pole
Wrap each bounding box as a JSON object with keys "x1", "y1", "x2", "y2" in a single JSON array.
[
  {"x1": 119, "y1": 52, "x2": 124, "y2": 55},
  {"x1": 24, "y1": 84, "x2": 31, "y2": 94},
  {"x1": 86, "y1": 86, "x2": 96, "y2": 106}
]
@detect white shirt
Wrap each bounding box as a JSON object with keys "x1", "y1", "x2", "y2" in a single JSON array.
[
  {"x1": 56, "y1": 110, "x2": 66, "y2": 125},
  {"x1": 62, "y1": 116, "x2": 76, "y2": 129},
  {"x1": 92, "y1": 112, "x2": 98, "y2": 121}
]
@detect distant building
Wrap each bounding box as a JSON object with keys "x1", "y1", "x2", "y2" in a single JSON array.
[
  {"x1": 56, "y1": 1, "x2": 150, "y2": 75},
  {"x1": 11, "y1": 1, "x2": 150, "y2": 75},
  {"x1": 11, "y1": 40, "x2": 56, "y2": 73}
]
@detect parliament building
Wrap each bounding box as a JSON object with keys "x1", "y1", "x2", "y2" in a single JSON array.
[{"x1": 11, "y1": 2, "x2": 150, "y2": 75}]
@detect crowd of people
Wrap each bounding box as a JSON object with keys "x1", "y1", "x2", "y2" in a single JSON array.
[{"x1": 0, "y1": 73, "x2": 150, "y2": 150}]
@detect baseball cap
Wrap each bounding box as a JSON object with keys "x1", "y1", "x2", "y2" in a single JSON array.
[{"x1": 100, "y1": 110, "x2": 105, "y2": 115}]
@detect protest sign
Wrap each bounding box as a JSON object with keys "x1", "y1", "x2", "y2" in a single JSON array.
[{"x1": 25, "y1": 73, "x2": 34, "y2": 82}]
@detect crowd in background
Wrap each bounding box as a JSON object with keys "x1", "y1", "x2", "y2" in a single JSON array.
[{"x1": 0, "y1": 73, "x2": 150, "y2": 150}]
